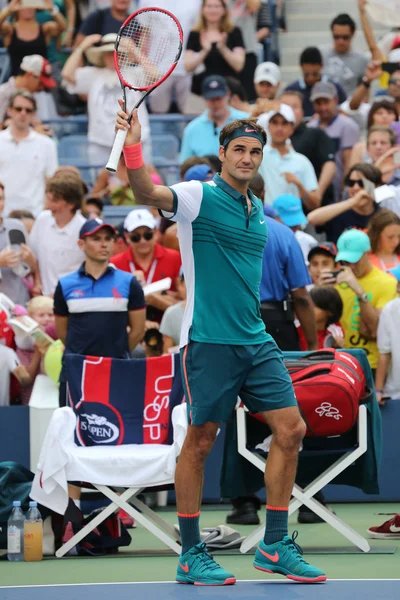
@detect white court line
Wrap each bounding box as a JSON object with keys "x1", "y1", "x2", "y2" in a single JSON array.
[{"x1": 0, "y1": 579, "x2": 399, "y2": 589}]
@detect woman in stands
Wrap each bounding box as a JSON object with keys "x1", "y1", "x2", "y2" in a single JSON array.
[
  {"x1": 368, "y1": 209, "x2": 400, "y2": 273},
  {"x1": 0, "y1": 0, "x2": 66, "y2": 77},
  {"x1": 184, "y1": 0, "x2": 245, "y2": 98}
]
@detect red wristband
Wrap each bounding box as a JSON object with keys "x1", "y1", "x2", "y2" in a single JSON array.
[{"x1": 123, "y1": 142, "x2": 144, "y2": 170}]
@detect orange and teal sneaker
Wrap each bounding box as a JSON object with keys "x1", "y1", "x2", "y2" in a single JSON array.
[
  {"x1": 176, "y1": 542, "x2": 236, "y2": 586},
  {"x1": 253, "y1": 531, "x2": 327, "y2": 583}
]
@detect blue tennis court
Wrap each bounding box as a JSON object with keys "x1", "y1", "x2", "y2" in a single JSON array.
[{"x1": 1, "y1": 580, "x2": 400, "y2": 600}]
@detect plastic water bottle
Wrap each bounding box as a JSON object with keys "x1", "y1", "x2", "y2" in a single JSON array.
[
  {"x1": 7, "y1": 501, "x2": 24, "y2": 562},
  {"x1": 24, "y1": 501, "x2": 43, "y2": 562}
]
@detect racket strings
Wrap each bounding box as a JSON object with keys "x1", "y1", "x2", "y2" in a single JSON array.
[{"x1": 116, "y1": 11, "x2": 181, "y2": 89}]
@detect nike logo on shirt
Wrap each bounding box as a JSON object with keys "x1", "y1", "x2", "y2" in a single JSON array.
[
  {"x1": 259, "y1": 220, "x2": 265, "y2": 224},
  {"x1": 258, "y1": 547, "x2": 279, "y2": 562}
]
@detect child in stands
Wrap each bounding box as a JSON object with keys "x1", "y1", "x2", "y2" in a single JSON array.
[{"x1": 297, "y1": 286, "x2": 344, "y2": 350}]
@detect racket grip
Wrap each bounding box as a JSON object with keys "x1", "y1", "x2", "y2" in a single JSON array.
[{"x1": 106, "y1": 128, "x2": 128, "y2": 172}]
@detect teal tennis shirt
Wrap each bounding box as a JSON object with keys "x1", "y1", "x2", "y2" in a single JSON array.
[{"x1": 162, "y1": 174, "x2": 271, "y2": 347}]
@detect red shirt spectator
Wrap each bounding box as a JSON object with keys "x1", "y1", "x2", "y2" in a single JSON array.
[{"x1": 110, "y1": 209, "x2": 181, "y2": 323}]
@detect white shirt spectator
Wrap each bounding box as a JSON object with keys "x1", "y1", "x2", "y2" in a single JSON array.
[
  {"x1": 0, "y1": 78, "x2": 58, "y2": 124},
  {"x1": 29, "y1": 210, "x2": 86, "y2": 296},
  {"x1": 0, "y1": 129, "x2": 58, "y2": 217},
  {"x1": 159, "y1": 301, "x2": 185, "y2": 347},
  {"x1": 0, "y1": 345, "x2": 20, "y2": 406},
  {"x1": 377, "y1": 297, "x2": 400, "y2": 398},
  {"x1": 67, "y1": 67, "x2": 151, "y2": 162}
]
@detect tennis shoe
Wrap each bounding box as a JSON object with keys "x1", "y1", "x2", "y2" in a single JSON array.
[
  {"x1": 253, "y1": 531, "x2": 327, "y2": 582},
  {"x1": 176, "y1": 542, "x2": 236, "y2": 585},
  {"x1": 368, "y1": 514, "x2": 400, "y2": 539}
]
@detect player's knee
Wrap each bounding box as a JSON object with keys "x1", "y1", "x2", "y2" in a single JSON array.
[
  {"x1": 186, "y1": 426, "x2": 217, "y2": 462},
  {"x1": 275, "y1": 418, "x2": 306, "y2": 452}
]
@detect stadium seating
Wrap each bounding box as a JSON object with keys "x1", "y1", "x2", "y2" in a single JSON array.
[{"x1": 151, "y1": 133, "x2": 180, "y2": 162}]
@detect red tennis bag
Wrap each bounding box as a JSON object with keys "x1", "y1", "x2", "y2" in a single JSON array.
[{"x1": 284, "y1": 349, "x2": 372, "y2": 438}]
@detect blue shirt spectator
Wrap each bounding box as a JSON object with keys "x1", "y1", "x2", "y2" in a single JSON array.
[{"x1": 77, "y1": 0, "x2": 130, "y2": 42}]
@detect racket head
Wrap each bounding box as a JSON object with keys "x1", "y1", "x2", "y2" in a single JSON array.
[{"x1": 114, "y1": 7, "x2": 183, "y2": 93}]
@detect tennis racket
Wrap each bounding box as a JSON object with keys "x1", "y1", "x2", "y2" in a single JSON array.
[{"x1": 106, "y1": 7, "x2": 183, "y2": 172}]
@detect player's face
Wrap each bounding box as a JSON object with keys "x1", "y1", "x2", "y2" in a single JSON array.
[
  {"x1": 268, "y1": 115, "x2": 294, "y2": 145},
  {"x1": 308, "y1": 254, "x2": 335, "y2": 284},
  {"x1": 80, "y1": 230, "x2": 115, "y2": 263},
  {"x1": 220, "y1": 137, "x2": 263, "y2": 183}
]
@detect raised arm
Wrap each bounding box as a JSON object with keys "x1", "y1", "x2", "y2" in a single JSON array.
[
  {"x1": 115, "y1": 102, "x2": 175, "y2": 212},
  {"x1": 307, "y1": 190, "x2": 370, "y2": 226},
  {"x1": 358, "y1": 0, "x2": 383, "y2": 61}
]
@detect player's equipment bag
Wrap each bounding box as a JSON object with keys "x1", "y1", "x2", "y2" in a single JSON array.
[{"x1": 284, "y1": 349, "x2": 373, "y2": 437}]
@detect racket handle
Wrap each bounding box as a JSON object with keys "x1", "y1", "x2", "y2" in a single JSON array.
[{"x1": 106, "y1": 128, "x2": 128, "y2": 172}]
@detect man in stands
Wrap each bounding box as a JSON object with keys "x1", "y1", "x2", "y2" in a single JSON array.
[
  {"x1": 0, "y1": 55, "x2": 57, "y2": 125},
  {"x1": 254, "y1": 61, "x2": 281, "y2": 101},
  {"x1": 180, "y1": 76, "x2": 249, "y2": 162},
  {"x1": 74, "y1": 0, "x2": 130, "y2": 47},
  {"x1": 29, "y1": 175, "x2": 86, "y2": 296},
  {"x1": 110, "y1": 209, "x2": 181, "y2": 324},
  {"x1": 0, "y1": 92, "x2": 58, "y2": 217}
]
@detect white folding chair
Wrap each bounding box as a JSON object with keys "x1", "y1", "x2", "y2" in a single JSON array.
[
  {"x1": 31, "y1": 403, "x2": 188, "y2": 557},
  {"x1": 236, "y1": 404, "x2": 370, "y2": 553}
]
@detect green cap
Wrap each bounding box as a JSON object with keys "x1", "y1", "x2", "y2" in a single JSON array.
[{"x1": 336, "y1": 229, "x2": 371, "y2": 264}]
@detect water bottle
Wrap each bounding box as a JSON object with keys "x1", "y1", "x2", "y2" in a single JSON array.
[
  {"x1": 7, "y1": 501, "x2": 24, "y2": 562},
  {"x1": 24, "y1": 501, "x2": 43, "y2": 562}
]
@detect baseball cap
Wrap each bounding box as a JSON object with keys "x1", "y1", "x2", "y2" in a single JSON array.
[
  {"x1": 308, "y1": 242, "x2": 337, "y2": 262},
  {"x1": 20, "y1": 55, "x2": 56, "y2": 89},
  {"x1": 257, "y1": 103, "x2": 296, "y2": 131},
  {"x1": 254, "y1": 62, "x2": 281, "y2": 86},
  {"x1": 335, "y1": 229, "x2": 371, "y2": 263},
  {"x1": 388, "y1": 48, "x2": 400, "y2": 63},
  {"x1": 79, "y1": 218, "x2": 116, "y2": 239},
  {"x1": 124, "y1": 208, "x2": 156, "y2": 233},
  {"x1": 263, "y1": 204, "x2": 278, "y2": 219},
  {"x1": 272, "y1": 194, "x2": 307, "y2": 227},
  {"x1": 184, "y1": 164, "x2": 214, "y2": 182},
  {"x1": 202, "y1": 75, "x2": 228, "y2": 99},
  {"x1": 310, "y1": 81, "x2": 337, "y2": 102}
]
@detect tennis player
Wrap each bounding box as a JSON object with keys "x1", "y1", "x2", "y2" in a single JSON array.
[{"x1": 115, "y1": 103, "x2": 327, "y2": 586}]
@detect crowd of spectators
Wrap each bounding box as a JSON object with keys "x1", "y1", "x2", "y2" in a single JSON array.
[{"x1": 1, "y1": 0, "x2": 400, "y2": 416}]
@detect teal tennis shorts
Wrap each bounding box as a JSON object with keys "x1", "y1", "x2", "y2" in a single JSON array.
[{"x1": 180, "y1": 339, "x2": 297, "y2": 425}]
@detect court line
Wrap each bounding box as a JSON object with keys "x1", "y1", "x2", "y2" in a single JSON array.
[{"x1": 1, "y1": 578, "x2": 399, "y2": 589}]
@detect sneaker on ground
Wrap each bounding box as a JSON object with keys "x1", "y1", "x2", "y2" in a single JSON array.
[
  {"x1": 176, "y1": 542, "x2": 236, "y2": 586},
  {"x1": 253, "y1": 531, "x2": 327, "y2": 583},
  {"x1": 368, "y1": 514, "x2": 400, "y2": 539},
  {"x1": 118, "y1": 509, "x2": 136, "y2": 529}
]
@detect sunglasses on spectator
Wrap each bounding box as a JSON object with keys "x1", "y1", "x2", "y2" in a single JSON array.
[
  {"x1": 129, "y1": 231, "x2": 154, "y2": 243},
  {"x1": 13, "y1": 106, "x2": 34, "y2": 113},
  {"x1": 389, "y1": 79, "x2": 400, "y2": 86},
  {"x1": 345, "y1": 178, "x2": 364, "y2": 188},
  {"x1": 333, "y1": 34, "x2": 351, "y2": 40}
]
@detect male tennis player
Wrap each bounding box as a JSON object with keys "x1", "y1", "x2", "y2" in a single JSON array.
[{"x1": 115, "y1": 103, "x2": 327, "y2": 586}]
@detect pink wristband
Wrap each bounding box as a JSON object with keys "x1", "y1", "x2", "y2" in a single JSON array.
[{"x1": 123, "y1": 142, "x2": 144, "y2": 170}]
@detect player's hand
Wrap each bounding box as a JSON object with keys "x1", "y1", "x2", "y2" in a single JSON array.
[
  {"x1": 0, "y1": 248, "x2": 20, "y2": 269},
  {"x1": 79, "y1": 33, "x2": 102, "y2": 52},
  {"x1": 116, "y1": 99, "x2": 141, "y2": 146}
]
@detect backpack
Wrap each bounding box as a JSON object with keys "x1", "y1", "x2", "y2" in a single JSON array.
[{"x1": 284, "y1": 349, "x2": 372, "y2": 437}]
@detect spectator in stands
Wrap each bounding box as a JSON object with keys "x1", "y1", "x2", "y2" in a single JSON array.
[
  {"x1": 308, "y1": 82, "x2": 360, "y2": 198},
  {"x1": 298, "y1": 286, "x2": 344, "y2": 351},
  {"x1": 307, "y1": 163, "x2": 382, "y2": 244},
  {"x1": 279, "y1": 90, "x2": 337, "y2": 207},
  {"x1": 307, "y1": 242, "x2": 338, "y2": 287},
  {"x1": 142, "y1": 328, "x2": 164, "y2": 358},
  {"x1": 84, "y1": 196, "x2": 103, "y2": 219},
  {"x1": 228, "y1": 0, "x2": 261, "y2": 101},
  {"x1": 334, "y1": 229, "x2": 397, "y2": 372},
  {"x1": 375, "y1": 296, "x2": 400, "y2": 405},
  {"x1": 257, "y1": 105, "x2": 320, "y2": 208},
  {"x1": 62, "y1": 33, "x2": 151, "y2": 165},
  {"x1": 0, "y1": 0, "x2": 66, "y2": 77},
  {"x1": 111, "y1": 221, "x2": 128, "y2": 256},
  {"x1": 138, "y1": 0, "x2": 201, "y2": 114},
  {"x1": 225, "y1": 76, "x2": 251, "y2": 114},
  {"x1": 368, "y1": 209, "x2": 400, "y2": 273},
  {"x1": 253, "y1": 62, "x2": 281, "y2": 101},
  {"x1": 110, "y1": 209, "x2": 181, "y2": 324},
  {"x1": 160, "y1": 271, "x2": 186, "y2": 353},
  {"x1": 0, "y1": 181, "x2": 37, "y2": 306},
  {"x1": 285, "y1": 47, "x2": 347, "y2": 119},
  {"x1": 0, "y1": 55, "x2": 57, "y2": 125},
  {"x1": 321, "y1": 13, "x2": 369, "y2": 97},
  {"x1": 184, "y1": 164, "x2": 214, "y2": 183},
  {"x1": 74, "y1": 0, "x2": 130, "y2": 47},
  {"x1": 91, "y1": 154, "x2": 136, "y2": 205},
  {"x1": 8, "y1": 210, "x2": 35, "y2": 234},
  {"x1": 0, "y1": 342, "x2": 30, "y2": 406},
  {"x1": 184, "y1": 0, "x2": 245, "y2": 108},
  {"x1": 29, "y1": 175, "x2": 86, "y2": 296},
  {"x1": 180, "y1": 75, "x2": 248, "y2": 162},
  {"x1": 272, "y1": 194, "x2": 318, "y2": 262},
  {"x1": 0, "y1": 92, "x2": 58, "y2": 217},
  {"x1": 350, "y1": 126, "x2": 397, "y2": 172}
]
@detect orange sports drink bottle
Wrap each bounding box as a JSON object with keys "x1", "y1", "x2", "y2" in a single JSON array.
[{"x1": 24, "y1": 501, "x2": 43, "y2": 562}]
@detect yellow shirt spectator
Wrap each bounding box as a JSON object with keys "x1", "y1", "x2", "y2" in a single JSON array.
[{"x1": 336, "y1": 266, "x2": 397, "y2": 369}]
